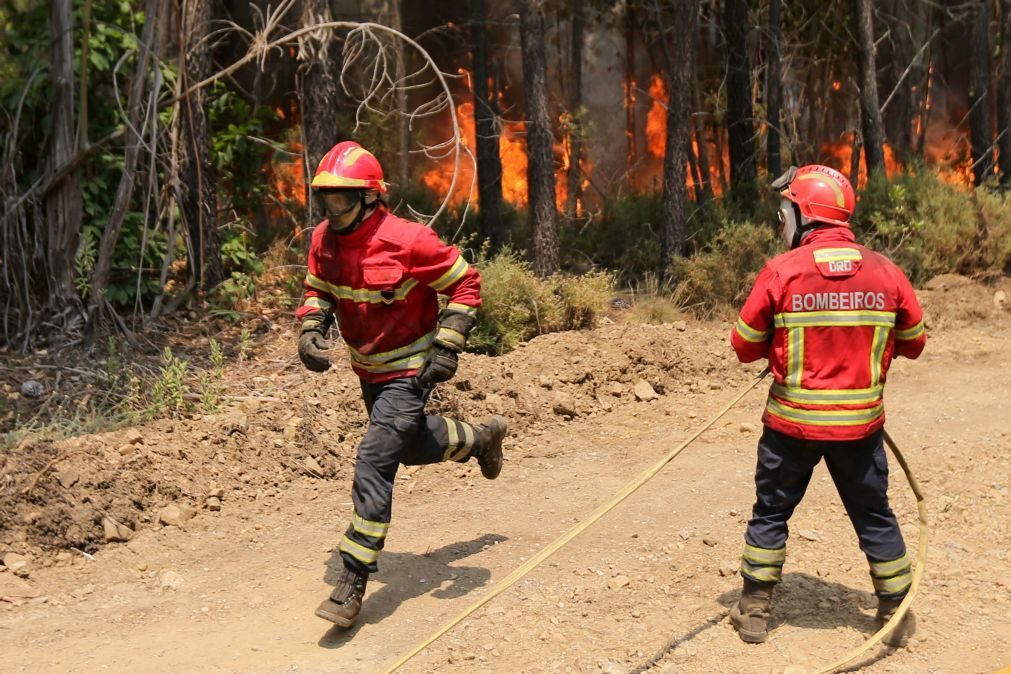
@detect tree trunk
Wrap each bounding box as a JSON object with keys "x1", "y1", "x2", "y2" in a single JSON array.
[
  {"x1": 179, "y1": 0, "x2": 223, "y2": 292},
  {"x1": 85, "y1": 0, "x2": 159, "y2": 342},
  {"x1": 471, "y1": 0, "x2": 505, "y2": 250},
  {"x1": 661, "y1": 1, "x2": 693, "y2": 275},
  {"x1": 909, "y1": 0, "x2": 931, "y2": 157},
  {"x1": 689, "y1": 2, "x2": 712, "y2": 203},
  {"x1": 299, "y1": 0, "x2": 345, "y2": 228},
  {"x1": 723, "y1": 0, "x2": 756, "y2": 209},
  {"x1": 998, "y1": 0, "x2": 1011, "y2": 185},
  {"x1": 765, "y1": 0, "x2": 782, "y2": 177},
  {"x1": 565, "y1": 0, "x2": 584, "y2": 219},
  {"x1": 45, "y1": 0, "x2": 83, "y2": 316},
  {"x1": 624, "y1": 4, "x2": 638, "y2": 171},
  {"x1": 389, "y1": 0, "x2": 409, "y2": 190},
  {"x1": 970, "y1": 0, "x2": 995, "y2": 185},
  {"x1": 520, "y1": 0, "x2": 559, "y2": 277},
  {"x1": 854, "y1": 0, "x2": 886, "y2": 177}
]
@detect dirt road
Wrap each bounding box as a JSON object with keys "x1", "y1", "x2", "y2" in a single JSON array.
[{"x1": 3, "y1": 290, "x2": 1010, "y2": 673}]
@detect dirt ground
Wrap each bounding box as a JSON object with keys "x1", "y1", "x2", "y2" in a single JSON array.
[{"x1": 2, "y1": 275, "x2": 1010, "y2": 673}]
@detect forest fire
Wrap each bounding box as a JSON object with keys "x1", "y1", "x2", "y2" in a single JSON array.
[{"x1": 819, "y1": 124, "x2": 974, "y2": 189}]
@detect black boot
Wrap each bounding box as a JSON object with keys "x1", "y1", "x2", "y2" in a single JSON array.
[
  {"x1": 875, "y1": 594, "x2": 916, "y2": 647},
  {"x1": 315, "y1": 566, "x2": 368, "y2": 627},
  {"x1": 473, "y1": 415, "x2": 507, "y2": 480},
  {"x1": 729, "y1": 578, "x2": 775, "y2": 643}
]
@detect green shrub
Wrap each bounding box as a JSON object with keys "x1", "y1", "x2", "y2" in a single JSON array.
[
  {"x1": 468, "y1": 250, "x2": 613, "y2": 354},
  {"x1": 673, "y1": 221, "x2": 780, "y2": 316},
  {"x1": 853, "y1": 168, "x2": 1011, "y2": 284}
]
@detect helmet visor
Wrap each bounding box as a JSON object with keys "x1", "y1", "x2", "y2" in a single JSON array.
[
  {"x1": 770, "y1": 165, "x2": 799, "y2": 192},
  {"x1": 316, "y1": 190, "x2": 361, "y2": 219}
]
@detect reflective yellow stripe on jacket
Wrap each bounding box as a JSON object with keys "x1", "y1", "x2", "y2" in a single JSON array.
[{"x1": 306, "y1": 272, "x2": 420, "y2": 304}]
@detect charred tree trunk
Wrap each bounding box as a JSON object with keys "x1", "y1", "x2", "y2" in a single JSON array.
[
  {"x1": 520, "y1": 0, "x2": 559, "y2": 277},
  {"x1": 661, "y1": 1, "x2": 693, "y2": 275},
  {"x1": 970, "y1": 0, "x2": 995, "y2": 185},
  {"x1": 389, "y1": 0, "x2": 409, "y2": 190},
  {"x1": 624, "y1": 5, "x2": 638, "y2": 171},
  {"x1": 998, "y1": 0, "x2": 1011, "y2": 186},
  {"x1": 85, "y1": 0, "x2": 159, "y2": 343},
  {"x1": 909, "y1": 1, "x2": 931, "y2": 157},
  {"x1": 471, "y1": 0, "x2": 505, "y2": 250},
  {"x1": 299, "y1": 0, "x2": 344, "y2": 228},
  {"x1": 179, "y1": 0, "x2": 223, "y2": 292},
  {"x1": 565, "y1": 0, "x2": 584, "y2": 219},
  {"x1": 723, "y1": 0, "x2": 756, "y2": 210},
  {"x1": 689, "y1": 2, "x2": 712, "y2": 203},
  {"x1": 854, "y1": 0, "x2": 886, "y2": 177},
  {"x1": 765, "y1": 0, "x2": 782, "y2": 177},
  {"x1": 45, "y1": 0, "x2": 83, "y2": 319}
]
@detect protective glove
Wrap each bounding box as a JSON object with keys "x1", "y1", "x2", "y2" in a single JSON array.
[
  {"x1": 298, "y1": 315, "x2": 333, "y2": 372},
  {"x1": 416, "y1": 344, "x2": 459, "y2": 385}
]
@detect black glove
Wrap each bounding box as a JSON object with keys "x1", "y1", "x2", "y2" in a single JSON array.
[
  {"x1": 416, "y1": 345, "x2": 459, "y2": 385},
  {"x1": 298, "y1": 315, "x2": 332, "y2": 372}
]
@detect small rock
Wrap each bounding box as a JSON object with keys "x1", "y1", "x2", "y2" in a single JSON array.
[
  {"x1": 207, "y1": 486, "x2": 225, "y2": 499},
  {"x1": 601, "y1": 660, "x2": 627, "y2": 674},
  {"x1": 739, "y1": 422, "x2": 758, "y2": 433},
  {"x1": 102, "y1": 517, "x2": 132, "y2": 543},
  {"x1": 304, "y1": 456, "x2": 324, "y2": 476},
  {"x1": 797, "y1": 529, "x2": 821, "y2": 542},
  {"x1": 702, "y1": 538, "x2": 718, "y2": 547},
  {"x1": 608, "y1": 382, "x2": 624, "y2": 397},
  {"x1": 126, "y1": 428, "x2": 144, "y2": 445},
  {"x1": 205, "y1": 496, "x2": 222, "y2": 512},
  {"x1": 55, "y1": 464, "x2": 80, "y2": 488},
  {"x1": 551, "y1": 391, "x2": 578, "y2": 417},
  {"x1": 160, "y1": 570, "x2": 185, "y2": 591},
  {"x1": 20, "y1": 380, "x2": 44, "y2": 398},
  {"x1": 538, "y1": 375, "x2": 554, "y2": 390},
  {"x1": 158, "y1": 504, "x2": 194, "y2": 527},
  {"x1": 719, "y1": 561, "x2": 739, "y2": 577},
  {"x1": 995, "y1": 289, "x2": 1007, "y2": 307},
  {"x1": 608, "y1": 575, "x2": 631, "y2": 590},
  {"x1": 633, "y1": 380, "x2": 658, "y2": 401},
  {"x1": 673, "y1": 320, "x2": 687, "y2": 332},
  {"x1": 595, "y1": 394, "x2": 613, "y2": 412},
  {"x1": 117, "y1": 443, "x2": 137, "y2": 457},
  {"x1": 2, "y1": 552, "x2": 29, "y2": 577}
]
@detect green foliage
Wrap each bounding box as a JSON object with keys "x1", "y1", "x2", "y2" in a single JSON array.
[
  {"x1": 147, "y1": 347, "x2": 190, "y2": 419},
  {"x1": 673, "y1": 221, "x2": 781, "y2": 316},
  {"x1": 209, "y1": 85, "x2": 277, "y2": 213},
  {"x1": 854, "y1": 169, "x2": 983, "y2": 285},
  {"x1": 468, "y1": 249, "x2": 613, "y2": 354}
]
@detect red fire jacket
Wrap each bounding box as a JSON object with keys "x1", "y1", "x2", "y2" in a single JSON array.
[
  {"x1": 730, "y1": 226, "x2": 926, "y2": 440},
  {"x1": 296, "y1": 207, "x2": 482, "y2": 383}
]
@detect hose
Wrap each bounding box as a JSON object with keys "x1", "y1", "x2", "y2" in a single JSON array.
[
  {"x1": 382, "y1": 368, "x2": 771, "y2": 674},
  {"x1": 812, "y1": 428, "x2": 928, "y2": 674}
]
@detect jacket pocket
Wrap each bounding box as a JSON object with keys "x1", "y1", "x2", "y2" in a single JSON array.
[{"x1": 362, "y1": 264, "x2": 405, "y2": 304}]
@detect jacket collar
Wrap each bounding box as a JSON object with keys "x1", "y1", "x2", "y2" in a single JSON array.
[
  {"x1": 800, "y1": 225, "x2": 856, "y2": 247},
  {"x1": 328, "y1": 205, "x2": 387, "y2": 248}
]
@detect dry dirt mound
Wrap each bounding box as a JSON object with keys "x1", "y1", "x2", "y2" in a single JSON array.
[{"x1": 1, "y1": 318, "x2": 746, "y2": 566}]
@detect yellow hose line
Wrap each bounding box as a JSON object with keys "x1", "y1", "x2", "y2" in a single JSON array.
[
  {"x1": 382, "y1": 368, "x2": 771, "y2": 674},
  {"x1": 813, "y1": 428, "x2": 928, "y2": 674}
]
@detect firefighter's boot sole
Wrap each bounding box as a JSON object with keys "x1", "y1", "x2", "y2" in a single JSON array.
[{"x1": 477, "y1": 415, "x2": 507, "y2": 480}]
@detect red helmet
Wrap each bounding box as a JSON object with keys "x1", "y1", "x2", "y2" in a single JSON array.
[
  {"x1": 773, "y1": 164, "x2": 854, "y2": 227},
  {"x1": 311, "y1": 141, "x2": 388, "y2": 193}
]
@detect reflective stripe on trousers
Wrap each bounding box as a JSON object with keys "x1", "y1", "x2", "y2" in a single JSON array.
[
  {"x1": 339, "y1": 377, "x2": 480, "y2": 573},
  {"x1": 741, "y1": 426, "x2": 908, "y2": 595}
]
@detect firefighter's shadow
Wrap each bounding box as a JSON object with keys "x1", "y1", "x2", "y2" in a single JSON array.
[
  {"x1": 317, "y1": 532, "x2": 508, "y2": 648},
  {"x1": 714, "y1": 572, "x2": 879, "y2": 634}
]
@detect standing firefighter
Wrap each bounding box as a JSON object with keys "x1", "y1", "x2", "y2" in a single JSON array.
[
  {"x1": 728, "y1": 165, "x2": 926, "y2": 646},
  {"x1": 296, "y1": 141, "x2": 508, "y2": 628}
]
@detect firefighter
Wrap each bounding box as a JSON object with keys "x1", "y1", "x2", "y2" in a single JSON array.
[
  {"x1": 296, "y1": 141, "x2": 508, "y2": 628},
  {"x1": 728, "y1": 165, "x2": 926, "y2": 647}
]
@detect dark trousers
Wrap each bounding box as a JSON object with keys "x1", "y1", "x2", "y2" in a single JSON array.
[
  {"x1": 339, "y1": 377, "x2": 477, "y2": 574},
  {"x1": 741, "y1": 426, "x2": 912, "y2": 597}
]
